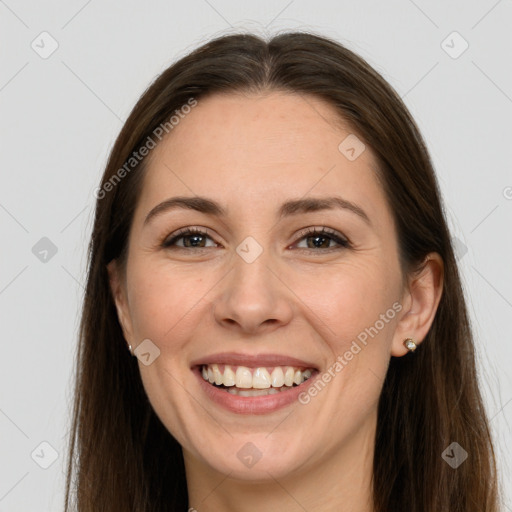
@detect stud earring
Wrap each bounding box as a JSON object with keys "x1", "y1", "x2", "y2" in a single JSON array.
[
  {"x1": 403, "y1": 338, "x2": 417, "y2": 352},
  {"x1": 128, "y1": 344, "x2": 133, "y2": 355}
]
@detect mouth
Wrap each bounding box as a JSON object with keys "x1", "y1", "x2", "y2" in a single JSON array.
[
  {"x1": 191, "y1": 354, "x2": 319, "y2": 414},
  {"x1": 200, "y1": 363, "x2": 315, "y2": 397}
]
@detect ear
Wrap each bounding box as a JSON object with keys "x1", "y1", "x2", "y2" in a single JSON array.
[
  {"x1": 107, "y1": 259, "x2": 135, "y2": 346},
  {"x1": 391, "y1": 252, "x2": 444, "y2": 357}
]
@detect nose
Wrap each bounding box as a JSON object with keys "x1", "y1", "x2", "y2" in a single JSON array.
[{"x1": 212, "y1": 248, "x2": 294, "y2": 335}]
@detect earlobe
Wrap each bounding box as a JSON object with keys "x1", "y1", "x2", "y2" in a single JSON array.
[
  {"x1": 106, "y1": 260, "x2": 135, "y2": 345},
  {"x1": 391, "y1": 253, "x2": 444, "y2": 357}
]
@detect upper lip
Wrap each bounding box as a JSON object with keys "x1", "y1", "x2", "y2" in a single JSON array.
[{"x1": 190, "y1": 352, "x2": 318, "y2": 370}]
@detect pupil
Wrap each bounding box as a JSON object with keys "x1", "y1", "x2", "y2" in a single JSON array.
[
  {"x1": 308, "y1": 235, "x2": 328, "y2": 249},
  {"x1": 185, "y1": 235, "x2": 204, "y2": 247}
]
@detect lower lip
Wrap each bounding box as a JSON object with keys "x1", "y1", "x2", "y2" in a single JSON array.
[{"x1": 193, "y1": 367, "x2": 317, "y2": 415}]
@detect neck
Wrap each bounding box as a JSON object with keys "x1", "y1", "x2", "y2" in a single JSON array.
[{"x1": 184, "y1": 412, "x2": 376, "y2": 512}]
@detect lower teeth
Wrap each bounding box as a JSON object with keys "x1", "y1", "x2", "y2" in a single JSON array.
[{"x1": 216, "y1": 385, "x2": 296, "y2": 397}]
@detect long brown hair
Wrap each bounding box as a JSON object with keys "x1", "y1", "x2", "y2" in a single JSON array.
[{"x1": 64, "y1": 31, "x2": 500, "y2": 511}]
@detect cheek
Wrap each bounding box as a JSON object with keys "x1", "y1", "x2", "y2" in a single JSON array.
[
  {"x1": 292, "y1": 259, "x2": 400, "y2": 412},
  {"x1": 294, "y1": 259, "x2": 400, "y2": 342},
  {"x1": 125, "y1": 259, "x2": 209, "y2": 344}
]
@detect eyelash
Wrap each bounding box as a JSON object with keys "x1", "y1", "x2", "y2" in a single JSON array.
[{"x1": 161, "y1": 226, "x2": 351, "y2": 252}]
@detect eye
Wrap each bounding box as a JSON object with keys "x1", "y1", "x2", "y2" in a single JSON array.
[
  {"x1": 162, "y1": 227, "x2": 218, "y2": 249},
  {"x1": 161, "y1": 226, "x2": 351, "y2": 251},
  {"x1": 293, "y1": 227, "x2": 351, "y2": 251}
]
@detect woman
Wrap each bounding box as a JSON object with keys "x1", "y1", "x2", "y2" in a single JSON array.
[{"x1": 64, "y1": 31, "x2": 500, "y2": 511}]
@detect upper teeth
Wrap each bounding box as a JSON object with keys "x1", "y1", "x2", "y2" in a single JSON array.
[{"x1": 201, "y1": 364, "x2": 313, "y2": 389}]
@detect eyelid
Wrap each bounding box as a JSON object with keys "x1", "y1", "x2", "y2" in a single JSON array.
[
  {"x1": 294, "y1": 226, "x2": 350, "y2": 245},
  {"x1": 162, "y1": 226, "x2": 217, "y2": 247}
]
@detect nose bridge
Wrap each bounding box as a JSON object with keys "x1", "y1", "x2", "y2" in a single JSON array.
[
  {"x1": 229, "y1": 240, "x2": 276, "y2": 303},
  {"x1": 212, "y1": 238, "x2": 293, "y2": 332},
  {"x1": 227, "y1": 228, "x2": 275, "y2": 286},
  {"x1": 235, "y1": 244, "x2": 273, "y2": 288}
]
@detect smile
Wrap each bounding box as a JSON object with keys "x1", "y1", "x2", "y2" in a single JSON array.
[
  {"x1": 201, "y1": 363, "x2": 314, "y2": 396},
  {"x1": 191, "y1": 352, "x2": 319, "y2": 414}
]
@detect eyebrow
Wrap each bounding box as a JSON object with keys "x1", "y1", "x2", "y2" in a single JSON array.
[{"x1": 143, "y1": 195, "x2": 371, "y2": 226}]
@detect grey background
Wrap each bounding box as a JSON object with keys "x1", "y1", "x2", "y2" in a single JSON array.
[{"x1": 1, "y1": 0, "x2": 511, "y2": 510}]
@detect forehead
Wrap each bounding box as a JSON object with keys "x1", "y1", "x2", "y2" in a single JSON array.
[
  {"x1": 151, "y1": 91, "x2": 355, "y2": 170},
  {"x1": 136, "y1": 91, "x2": 388, "y2": 223}
]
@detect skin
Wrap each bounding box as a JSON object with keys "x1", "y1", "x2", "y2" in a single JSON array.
[{"x1": 108, "y1": 91, "x2": 443, "y2": 511}]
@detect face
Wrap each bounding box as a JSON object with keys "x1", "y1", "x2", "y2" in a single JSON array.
[{"x1": 110, "y1": 91, "x2": 412, "y2": 482}]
